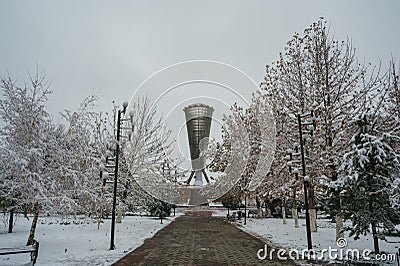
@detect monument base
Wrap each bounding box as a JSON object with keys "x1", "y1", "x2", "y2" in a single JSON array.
[{"x1": 177, "y1": 186, "x2": 208, "y2": 206}]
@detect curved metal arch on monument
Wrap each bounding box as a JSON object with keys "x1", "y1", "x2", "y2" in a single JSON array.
[{"x1": 123, "y1": 61, "x2": 276, "y2": 206}]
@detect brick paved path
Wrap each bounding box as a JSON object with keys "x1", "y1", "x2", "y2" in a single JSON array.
[{"x1": 113, "y1": 211, "x2": 295, "y2": 265}]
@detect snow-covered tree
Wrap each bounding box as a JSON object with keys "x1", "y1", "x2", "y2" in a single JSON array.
[
  {"x1": 380, "y1": 60, "x2": 400, "y2": 218},
  {"x1": 381, "y1": 60, "x2": 400, "y2": 140},
  {"x1": 260, "y1": 18, "x2": 383, "y2": 234},
  {"x1": 121, "y1": 96, "x2": 177, "y2": 205},
  {"x1": 0, "y1": 71, "x2": 110, "y2": 242},
  {"x1": 334, "y1": 114, "x2": 400, "y2": 253},
  {"x1": 0, "y1": 72, "x2": 57, "y2": 244},
  {"x1": 206, "y1": 94, "x2": 276, "y2": 210},
  {"x1": 54, "y1": 94, "x2": 106, "y2": 216}
]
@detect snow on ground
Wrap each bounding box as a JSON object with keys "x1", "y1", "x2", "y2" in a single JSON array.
[
  {"x1": 211, "y1": 209, "x2": 400, "y2": 264},
  {"x1": 236, "y1": 216, "x2": 400, "y2": 265},
  {"x1": 3, "y1": 209, "x2": 398, "y2": 265},
  {"x1": 0, "y1": 213, "x2": 182, "y2": 266},
  {"x1": 211, "y1": 208, "x2": 229, "y2": 217}
]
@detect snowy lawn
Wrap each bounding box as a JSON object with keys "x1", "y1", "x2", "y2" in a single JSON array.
[
  {"x1": 0, "y1": 213, "x2": 182, "y2": 265},
  {"x1": 235, "y1": 216, "x2": 400, "y2": 265}
]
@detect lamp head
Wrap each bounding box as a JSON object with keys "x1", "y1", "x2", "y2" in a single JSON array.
[
  {"x1": 105, "y1": 150, "x2": 113, "y2": 157},
  {"x1": 122, "y1": 101, "x2": 128, "y2": 113},
  {"x1": 102, "y1": 171, "x2": 109, "y2": 180},
  {"x1": 111, "y1": 143, "x2": 117, "y2": 151}
]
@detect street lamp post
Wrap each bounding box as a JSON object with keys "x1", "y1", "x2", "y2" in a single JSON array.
[
  {"x1": 303, "y1": 175, "x2": 312, "y2": 250},
  {"x1": 173, "y1": 164, "x2": 177, "y2": 216},
  {"x1": 159, "y1": 159, "x2": 170, "y2": 225},
  {"x1": 244, "y1": 190, "x2": 247, "y2": 225},
  {"x1": 297, "y1": 112, "x2": 315, "y2": 250},
  {"x1": 109, "y1": 101, "x2": 128, "y2": 250},
  {"x1": 99, "y1": 104, "x2": 134, "y2": 250}
]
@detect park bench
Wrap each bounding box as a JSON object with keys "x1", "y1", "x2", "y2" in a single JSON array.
[
  {"x1": 248, "y1": 209, "x2": 258, "y2": 218},
  {"x1": 227, "y1": 212, "x2": 236, "y2": 222},
  {"x1": 0, "y1": 240, "x2": 39, "y2": 265}
]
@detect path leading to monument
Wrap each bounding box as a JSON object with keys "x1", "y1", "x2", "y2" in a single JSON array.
[{"x1": 113, "y1": 211, "x2": 295, "y2": 265}]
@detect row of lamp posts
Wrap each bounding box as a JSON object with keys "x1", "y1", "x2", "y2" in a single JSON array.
[{"x1": 99, "y1": 103, "x2": 316, "y2": 251}]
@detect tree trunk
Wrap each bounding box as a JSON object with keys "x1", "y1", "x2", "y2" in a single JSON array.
[
  {"x1": 292, "y1": 188, "x2": 299, "y2": 228},
  {"x1": 282, "y1": 206, "x2": 286, "y2": 224},
  {"x1": 308, "y1": 185, "x2": 317, "y2": 232},
  {"x1": 116, "y1": 206, "x2": 123, "y2": 223},
  {"x1": 98, "y1": 185, "x2": 105, "y2": 230},
  {"x1": 27, "y1": 204, "x2": 40, "y2": 246},
  {"x1": 371, "y1": 222, "x2": 380, "y2": 254},
  {"x1": 23, "y1": 207, "x2": 28, "y2": 219},
  {"x1": 293, "y1": 209, "x2": 299, "y2": 228},
  {"x1": 309, "y1": 209, "x2": 317, "y2": 232},
  {"x1": 282, "y1": 197, "x2": 286, "y2": 224},
  {"x1": 335, "y1": 215, "x2": 344, "y2": 240},
  {"x1": 8, "y1": 208, "x2": 14, "y2": 233},
  {"x1": 335, "y1": 191, "x2": 343, "y2": 238},
  {"x1": 256, "y1": 197, "x2": 262, "y2": 218},
  {"x1": 266, "y1": 200, "x2": 272, "y2": 217},
  {"x1": 331, "y1": 167, "x2": 342, "y2": 239},
  {"x1": 97, "y1": 208, "x2": 102, "y2": 230},
  {"x1": 368, "y1": 200, "x2": 380, "y2": 253}
]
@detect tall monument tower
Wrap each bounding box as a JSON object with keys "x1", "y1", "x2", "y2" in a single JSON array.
[{"x1": 183, "y1": 103, "x2": 214, "y2": 185}]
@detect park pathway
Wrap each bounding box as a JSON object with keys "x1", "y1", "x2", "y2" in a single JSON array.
[{"x1": 113, "y1": 210, "x2": 295, "y2": 266}]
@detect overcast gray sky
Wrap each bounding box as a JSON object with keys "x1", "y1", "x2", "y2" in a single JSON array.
[
  {"x1": 1, "y1": 1, "x2": 399, "y2": 164},
  {"x1": 1, "y1": 0, "x2": 399, "y2": 114}
]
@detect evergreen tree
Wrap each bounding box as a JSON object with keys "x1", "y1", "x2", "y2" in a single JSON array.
[{"x1": 335, "y1": 114, "x2": 400, "y2": 253}]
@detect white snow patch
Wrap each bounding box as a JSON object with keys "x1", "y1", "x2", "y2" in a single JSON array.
[
  {"x1": 0, "y1": 213, "x2": 182, "y2": 265},
  {"x1": 237, "y1": 217, "x2": 400, "y2": 265}
]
